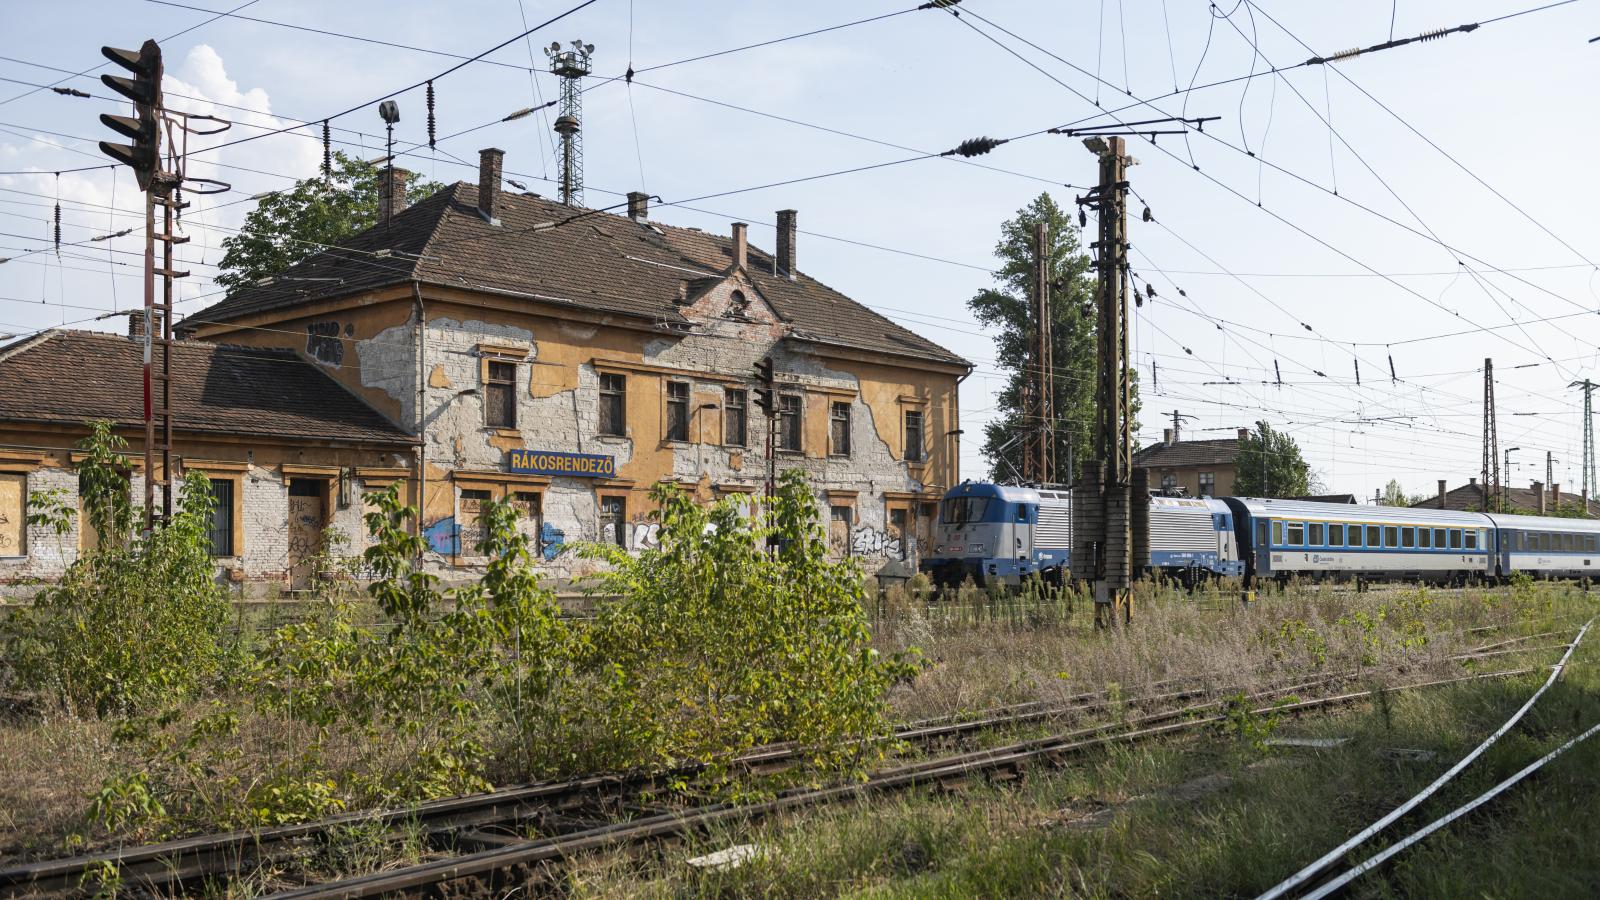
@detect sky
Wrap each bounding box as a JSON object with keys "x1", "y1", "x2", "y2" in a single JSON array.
[{"x1": 2, "y1": 0, "x2": 1598, "y2": 502}]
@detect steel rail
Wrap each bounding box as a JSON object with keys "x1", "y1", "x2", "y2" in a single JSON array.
[
  {"x1": 269, "y1": 668, "x2": 1535, "y2": 899},
  {"x1": 1258, "y1": 617, "x2": 1594, "y2": 900},
  {"x1": 0, "y1": 624, "x2": 1541, "y2": 896},
  {"x1": 0, "y1": 671, "x2": 1246, "y2": 896}
]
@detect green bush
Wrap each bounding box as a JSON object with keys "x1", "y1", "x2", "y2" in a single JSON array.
[
  {"x1": 6, "y1": 423, "x2": 233, "y2": 718},
  {"x1": 576, "y1": 469, "x2": 917, "y2": 779}
]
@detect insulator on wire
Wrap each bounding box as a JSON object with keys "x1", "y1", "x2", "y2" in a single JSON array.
[
  {"x1": 1354, "y1": 359, "x2": 1361, "y2": 386},
  {"x1": 321, "y1": 120, "x2": 332, "y2": 182},
  {"x1": 52, "y1": 173, "x2": 59, "y2": 256},
  {"x1": 944, "y1": 136, "x2": 1007, "y2": 158},
  {"x1": 1274, "y1": 359, "x2": 1282, "y2": 387},
  {"x1": 51, "y1": 87, "x2": 90, "y2": 98},
  {"x1": 426, "y1": 80, "x2": 436, "y2": 149},
  {"x1": 1389, "y1": 353, "x2": 1398, "y2": 384}
]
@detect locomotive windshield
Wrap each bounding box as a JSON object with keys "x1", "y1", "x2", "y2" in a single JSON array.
[{"x1": 941, "y1": 497, "x2": 990, "y2": 525}]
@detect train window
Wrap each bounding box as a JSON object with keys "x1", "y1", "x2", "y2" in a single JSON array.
[
  {"x1": 1286, "y1": 522, "x2": 1305, "y2": 545},
  {"x1": 1434, "y1": 528, "x2": 1448, "y2": 549},
  {"x1": 1588, "y1": 535, "x2": 1597, "y2": 553},
  {"x1": 1564, "y1": 533, "x2": 1577, "y2": 552},
  {"x1": 1309, "y1": 523, "x2": 1325, "y2": 545},
  {"x1": 1465, "y1": 530, "x2": 1478, "y2": 550},
  {"x1": 1365, "y1": 525, "x2": 1379, "y2": 547},
  {"x1": 1349, "y1": 525, "x2": 1363, "y2": 547},
  {"x1": 1449, "y1": 529, "x2": 1462, "y2": 549},
  {"x1": 1329, "y1": 524, "x2": 1345, "y2": 546},
  {"x1": 941, "y1": 497, "x2": 990, "y2": 525},
  {"x1": 1419, "y1": 527, "x2": 1431, "y2": 549},
  {"x1": 1401, "y1": 528, "x2": 1415, "y2": 548},
  {"x1": 1383, "y1": 526, "x2": 1398, "y2": 548},
  {"x1": 1015, "y1": 505, "x2": 1029, "y2": 523},
  {"x1": 1272, "y1": 520, "x2": 1283, "y2": 545}
]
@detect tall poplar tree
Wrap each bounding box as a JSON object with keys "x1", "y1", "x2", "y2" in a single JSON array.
[{"x1": 968, "y1": 193, "x2": 1137, "y2": 483}]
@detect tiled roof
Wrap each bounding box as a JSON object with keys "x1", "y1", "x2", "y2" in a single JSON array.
[
  {"x1": 1411, "y1": 483, "x2": 1600, "y2": 516},
  {"x1": 0, "y1": 330, "x2": 414, "y2": 445},
  {"x1": 181, "y1": 184, "x2": 968, "y2": 367},
  {"x1": 1133, "y1": 438, "x2": 1240, "y2": 469}
]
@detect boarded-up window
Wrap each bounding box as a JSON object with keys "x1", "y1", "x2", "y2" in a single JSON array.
[
  {"x1": 512, "y1": 491, "x2": 542, "y2": 554},
  {"x1": 829, "y1": 505, "x2": 852, "y2": 558},
  {"x1": 889, "y1": 506, "x2": 909, "y2": 560},
  {"x1": 459, "y1": 489, "x2": 491, "y2": 559},
  {"x1": 0, "y1": 473, "x2": 24, "y2": 558},
  {"x1": 485, "y1": 360, "x2": 516, "y2": 429}
]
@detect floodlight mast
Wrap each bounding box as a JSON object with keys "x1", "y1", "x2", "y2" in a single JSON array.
[{"x1": 544, "y1": 40, "x2": 593, "y2": 206}]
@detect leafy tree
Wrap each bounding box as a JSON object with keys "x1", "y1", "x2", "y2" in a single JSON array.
[
  {"x1": 215, "y1": 152, "x2": 441, "y2": 289},
  {"x1": 969, "y1": 193, "x2": 1139, "y2": 483},
  {"x1": 1234, "y1": 421, "x2": 1311, "y2": 498},
  {"x1": 1380, "y1": 479, "x2": 1410, "y2": 507}
]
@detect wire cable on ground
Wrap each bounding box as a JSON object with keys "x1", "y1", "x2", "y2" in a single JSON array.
[{"x1": 1258, "y1": 616, "x2": 1595, "y2": 900}]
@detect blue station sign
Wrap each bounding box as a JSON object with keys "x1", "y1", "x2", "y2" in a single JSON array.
[{"x1": 507, "y1": 448, "x2": 616, "y2": 478}]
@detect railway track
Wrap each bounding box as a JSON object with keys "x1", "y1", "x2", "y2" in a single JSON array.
[
  {"x1": 0, "y1": 626, "x2": 1561, "y2": 897},
  {"x1": 267, "y1": 668, "x2": 1534, "y2": 899}
]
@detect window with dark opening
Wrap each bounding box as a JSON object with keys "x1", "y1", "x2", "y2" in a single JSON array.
[
  {"x1": 665, "y1": 381, "x2": 690, "y2": 442},
  {"x1": 830, "y1": 402, "x2": 851, "y2": 457},
  {"x1": 723, "y1": 388, "x2": 747, "y2": 445},
  {"x1": 1329, "y1": 524, "x2": 1344, "y2": 546},
  {"x1": 599, "y1": 373, "x2": 626, "y2": 436},
  {"x1": 778, "y1": 394, "x2": 803, "y2": 451},
  {"x1": 206, "y1": 478, "x2": 234, "y2": 557},
  {"x1": 904, "y1": 409, "x2": 925, "y2": 462},
  {"x1": 1198, "y1": 471, "x2": 1215, "y2": 495},
  {"x1": 485, "y1": 359, "x2": 516, "y2": 429},
  {"x1": 600, "y1": 495, "x2": 626, "y2": 548}
]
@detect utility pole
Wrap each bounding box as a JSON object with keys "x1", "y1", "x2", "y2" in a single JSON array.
[
  {"x1": 1168, "y1": 409, "x2": 1195, "y2": 443},
  {"x1": 1076, "y1": 136, "x2": 1135, "y2": 627},
  {"x1": 1029, "y1": 220, "x2": 1054, "y2": 484},
  {"x1": 1571, "y1": 378, "x2": 1596, "y2": 513},
  {"x1": 1483, "y1": 360, "x2": 1495, "y2": 512},
  {"x1": 1258, "y1": 420, "x2": 1270, "y2": 498},
  {"x1": 1547, "y1": 450, "x2": 1555, "y2": 510}
]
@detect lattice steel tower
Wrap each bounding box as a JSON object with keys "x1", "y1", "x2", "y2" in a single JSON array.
[
  {"x1": 1482, "y1": 358, "x2": 1499, "y2": 512},
  {"x1": 545, "y1": 40, "x2": 592, "y2": 207},
  {"x1": 1573, "y1": 378, "x2": 1597, "y2": 509}
]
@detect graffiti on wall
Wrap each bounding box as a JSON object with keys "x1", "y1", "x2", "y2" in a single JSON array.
[
  {"x1": 540, "y1": 521, "x2": 567, "y2": 560},
  {"x1": 850, "y1": 525, "x2": 903, "y2": 559},
  {"x1": 305, "y1": 321, "x2": 350, "y2": 366},
  {"x1": 423, "y1": 516, "x2": 459, "y2": 555}
]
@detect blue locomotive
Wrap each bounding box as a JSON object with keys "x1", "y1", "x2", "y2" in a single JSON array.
[{"x1": 920, "y1": 481, "x2": 1600, "y2": 589}]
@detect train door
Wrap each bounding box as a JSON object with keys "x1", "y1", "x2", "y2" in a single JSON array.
[
  {"x1": 1254, "y1": 517, "x2": 1272, "y2": 576},
  {"x1": 1013, "y1": 502, "x2": 1034, "y2": 567}
]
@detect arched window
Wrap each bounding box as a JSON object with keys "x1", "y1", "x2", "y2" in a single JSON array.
[{"x1": 726, "y1": 290, "x2": 750, "y2": 319}]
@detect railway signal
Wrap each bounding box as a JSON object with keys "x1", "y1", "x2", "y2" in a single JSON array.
[{"x1": 98, "y1": 40, "x2": 162, "y2": 191}]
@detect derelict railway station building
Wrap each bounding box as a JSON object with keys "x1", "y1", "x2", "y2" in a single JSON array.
[{"x1": 0, "y1": 149, "x2": 970, "y2": 596}]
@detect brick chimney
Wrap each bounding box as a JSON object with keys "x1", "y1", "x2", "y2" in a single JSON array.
[
  {"x1": 1162, "y1": 428, "x2": 1174, "y2": 446},
  {"x1": 477, "y1": 148, "x2": 504, "y2": 222},
  {"x1": 1437, "y1": 479, "x2": 1447, "y2": 510},
  {"x1": 730, "y1": 222, "x2": 748, "y2": 270},
  {"x1": 627, "y1": 191, "x2": 649, "y2": 221},
  {"x1": 128, "y1": 310, "x2": 145, "y2": 339},
  {"x1": 1237, "y1": 427, "x2": 1251, "y2": 441},
  {"x1": 1534, "y1": 480, "x2": 1545, "y2": 515},
  {"x1": 377, "y1": 167, "x2": 409, "y2": 224},
  {"x1": 1553, "y1": 482, "x2": 1561, "y2": 511},
  {"x1": 776, "y1": 209, "x2": 797, "y2": 279}
]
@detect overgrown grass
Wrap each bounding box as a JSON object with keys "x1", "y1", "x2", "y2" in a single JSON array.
[{"x1": 566, "y1": 585, "x2": 1600, "y2": 898}]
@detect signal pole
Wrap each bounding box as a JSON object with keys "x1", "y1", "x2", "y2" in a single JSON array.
[
  {"x1": 1076, "y1": 136, "x2": 1135, "y2": 627},
  {"x1": 1571, "y1": 378, "x2": 1596, "y2": 512}
]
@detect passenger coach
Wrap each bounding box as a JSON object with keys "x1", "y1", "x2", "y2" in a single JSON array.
[{"x1": 1223, "y1": 498, "x2": 1493, "y2": 584}]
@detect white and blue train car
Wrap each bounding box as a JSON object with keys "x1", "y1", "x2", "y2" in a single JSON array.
[
  {"x1": 1223, "y1": 498, "x2": 1493, "y2": 584},
  {"x1": 1147, "y1": 496, "x2": 1244, "y2": 584},
  {"x1": 1485, "y1": 512, "x2": 1600, "y2": 578},
  {"x1": 919, "y1": 481, "x2": 1072, "y2": 588}
]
